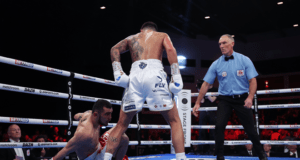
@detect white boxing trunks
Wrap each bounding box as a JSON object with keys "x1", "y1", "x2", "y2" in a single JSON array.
[
  {"x1": 83, "y1": 143, "x2": 104, "y2": 160},
  {"x1": 122, "y1": 59, "x2": 174, "y2": 113}
]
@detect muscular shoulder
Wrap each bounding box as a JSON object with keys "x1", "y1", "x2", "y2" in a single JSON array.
[
  {"x1": 78, "y1": 112, "x2": 91, "y2": 123},
  {"x1": 74, "y1": 124, "x2": 94, "y2": 141},
  {"x1": 126, "y1": 33, "x2": 139, "y2": 40},
  {"x1": 73, "y1": 129, "x2": 89, "y2": 141},
  {"x1": 156, "y1": 32, "x2": 168, "y2": 38},
  {"x1": 82, "y1": 112, "x2": 91, "y2": 118}
]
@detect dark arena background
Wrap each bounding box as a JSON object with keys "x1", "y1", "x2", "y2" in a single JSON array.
[{"x1": 1, "y1": 0, "x2": 300, "y2": 159}]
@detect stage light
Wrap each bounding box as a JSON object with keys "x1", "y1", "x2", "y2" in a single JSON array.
[{"x1": 178, "y1": 55, "x2": 187, "y2": 69}]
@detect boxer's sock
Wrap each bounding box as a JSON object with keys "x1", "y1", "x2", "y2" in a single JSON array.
[
  {"x1": 176, "y1": 152, "x2": 186, "y2": 160},
  {"x1": 104, "y1": 153, "x2": 113, "y2": 160}
]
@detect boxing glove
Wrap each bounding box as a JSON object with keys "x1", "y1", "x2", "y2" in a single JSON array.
[
  {"x1": 169, "y1": 63, "x2": 183, "y2": 94},
  {"x1": 112, "y1": 61, "x2": 129, "y2": 88},
  {"x1": 169, "y1": 74, "x2": 183, "y2": 94}
]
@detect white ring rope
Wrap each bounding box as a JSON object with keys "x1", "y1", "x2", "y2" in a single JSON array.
[
  {"x1": 0, "y1": 56, "x2": 117, "y2": 86},
  {"x1": 191, "y1": 92, "x2": 219, "y2": 97},
  {"x1": 107, "y1": 123, "x2": 170, "y2": 129},
  {"x1": 191, "y1": 88, "x2": 300, "y2": 97},
  {"x1": 253, "y1": 103, "x2": 300, "y2": 109},
  {"x1": 0, "y1": 83, "x2": 152, "y2": 108},
  {"x1": 0, "y1": 116, "x2": 169, "y2": 129},
  {"x1": 0, "y1": 82, "x2": 121, "y2": 105},
  {"x1": 0, "y1": 141, "x2": 171, "y2": 148},
  {"x1": 192, "y1": 103, "x2": 300, "y2": 111},
  {"x1": 191, "y1": 124, "x2": 300, "y2": 129},
  {"x1": 191, "y1": 140, "x2": 300, "y2": 145},
  {"x1": 0, "y1": 141, "x2": 169, "y2": 149},
  {"x1": 0, "y1": 141, "x2": 139, "y2": 148},
  {"x1": 2, "y1": 116, "x2": 299, "y2": 130},
  {"x1": 107, "y1": 123, "x2": 169, "y2": 129},
  {"x1": 1, "y1": 140, "x2": 300, "y2": 149},
  {"x1": 0, "y1": 116, "x2": 70, "y2": 126}
]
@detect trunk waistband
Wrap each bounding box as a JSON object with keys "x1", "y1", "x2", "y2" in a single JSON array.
[{"x1": 131, "y1": 59, "x2": 163, "y2": 71}]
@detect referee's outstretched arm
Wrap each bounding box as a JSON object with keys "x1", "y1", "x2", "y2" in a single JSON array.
[{"x1": 192, "y1": 81, "x2": 211, "y2": 117}]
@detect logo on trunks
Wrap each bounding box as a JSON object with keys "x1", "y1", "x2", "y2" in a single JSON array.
[
  {"x1": 222, "y1": 71, "x2": 227, "y2": 77},
  {"x1": 24, "y1": 87, "x2": 35, "y2": 93},
  {"x1": 163, "y1": 104, "x2": 167, "y2": 107},
  {"x1": 152, "y1": 89, "x2": 165, "y2": 92},
  {"x1": 155, "y1": 76, "x2": 165, "y2": 88},
  {"x1": 124, "y1": 99, "x2": 135, "y2": 105},
  {"x1": 154, "y1": 105, "x2": 158, "y2": 108},
  {"x1": 155, "y1": 83, "x2": 165, "y2": 88},
  {"x1": 157, "y1": 76, "x2": 162, "y2": 82},
  {"x1": 10, "y1": 117, "x2": 29, "y2": 123},
  {"x1": 139, "y1": 62, "x2": 147, "y2": 69},
  {"x1": 237, "y1": 70, "x2": 244, "y2": 76},
  {"x1": 124, "y1": 105, "x2": 136, "y2": 111},
  {"x1": 15, "y1": 60, "x2": 34, "y2": 68},
  {"x1": 47, "y1": 67, "x2": 63, "y2": 74}
]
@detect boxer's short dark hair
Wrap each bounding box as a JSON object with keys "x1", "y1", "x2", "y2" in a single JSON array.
[
  {"x1": 141, "y1": 21, "x2": 158, "y2": 31},
  {"x1": 92, "y1": 99, "x2": 112, "y2": 113}
]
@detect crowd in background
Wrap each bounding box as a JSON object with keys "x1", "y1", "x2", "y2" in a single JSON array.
[
  {"x1": 190, "y1": 107, "x2": 300, "y2": 142},
  {"x1": 0, "y1": 126, "x2": 67, "y2": 143},
  {"x1": 0, "y1": 98, "x2": 299, "y2": 158}
]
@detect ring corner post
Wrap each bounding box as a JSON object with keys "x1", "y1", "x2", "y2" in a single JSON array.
[
  {"x1": 254, "y1": 92, "x2": 259, "y2": 135},
  {"x1": 177, "y1": 89, "x2": 191, "y2": 149},
  {"x1": 67, "y1": 72, "x2": 76, "y2": 159}
]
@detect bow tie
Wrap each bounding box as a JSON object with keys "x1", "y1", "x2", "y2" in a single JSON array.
[{"x1": 225, "y1": 55, "x2": 234, "y2": 61}]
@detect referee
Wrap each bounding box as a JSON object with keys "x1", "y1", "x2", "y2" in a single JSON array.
[{"x1": 192, "y1": 34, "x2": 267, "y2": 160}]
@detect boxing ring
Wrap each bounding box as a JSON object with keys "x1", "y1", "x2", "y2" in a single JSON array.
[{"x1": 0, "y1": 55, "x2": 300, "y2": 160}]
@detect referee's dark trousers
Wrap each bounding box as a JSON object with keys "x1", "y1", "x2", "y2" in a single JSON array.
[{"x1": 214, "y1": 93, "x2": 267, "y2": 160}]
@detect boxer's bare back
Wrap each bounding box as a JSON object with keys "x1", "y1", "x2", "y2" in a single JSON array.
[
  {"x1": 111, "y1": 30, "x2": 176, "y2": 64},
  {"x1": 53, "y1": 111, "x2": 101, "y2": 160},
  {"x1": 73, "y1": 111, "x2": 100, "y2": 159}
]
